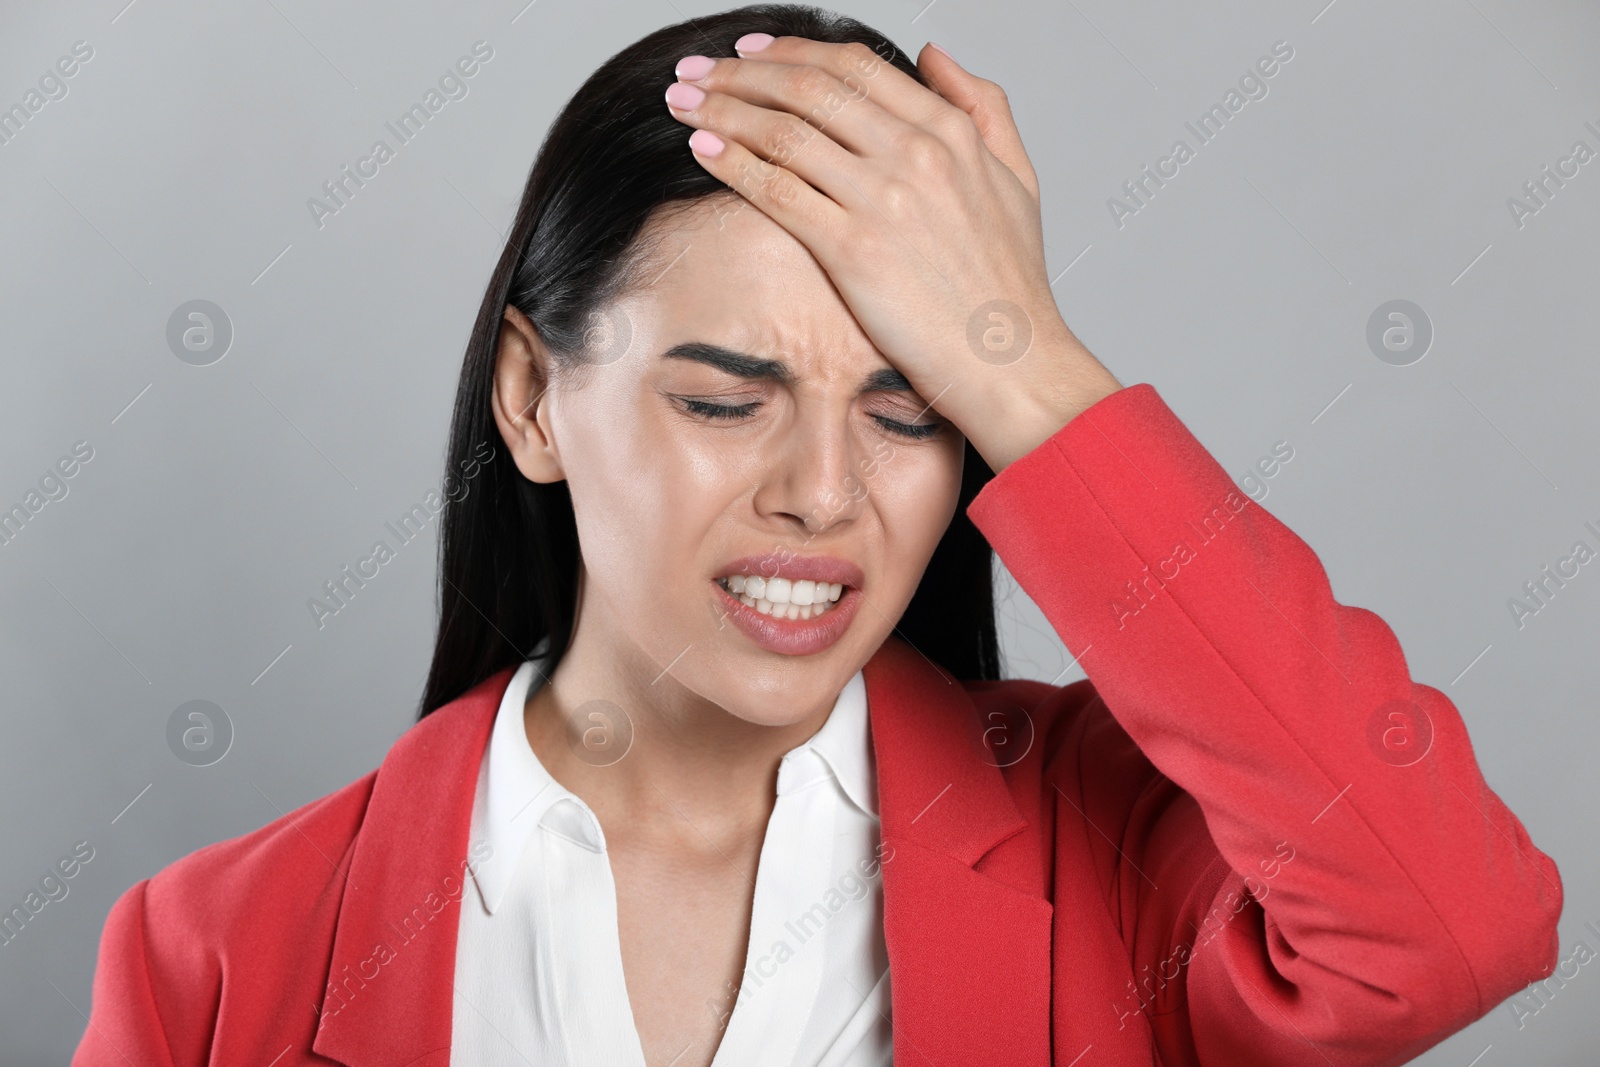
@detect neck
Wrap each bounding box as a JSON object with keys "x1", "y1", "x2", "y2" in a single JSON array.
[{"x1": 523, "y1": 607, "x2": 837, "y2": 846}]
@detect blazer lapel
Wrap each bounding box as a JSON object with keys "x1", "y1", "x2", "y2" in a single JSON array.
[
  {"x1": 308, "y1": 642, "x2": 1054, "y2": 1066},
  {"x1": 864, "y1": 637, "x2": 1055, "y2": 1066},
  {"x1": 311, "y1": 667, "x2": 511, "y2": 1067}
]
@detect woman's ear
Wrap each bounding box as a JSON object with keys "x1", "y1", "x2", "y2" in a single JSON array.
[{"x1": 491, "y1": 304, "x2": 565, "y2": 484}]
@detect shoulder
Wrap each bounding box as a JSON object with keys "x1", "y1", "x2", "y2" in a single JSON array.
[
  {"x1": 130, "y1": 768, "x2": 377, "y2": 973},
  {"x1": 80, "y1": 673, "x2": 508, "y2": 1054},
  {"x1": 133, "y1": 672, "x2": 504, "y2": 949},
  {"x1": 78, "y1": 770, "x2": 380, "y2": 1061},
  {"x1": 128, "y1": 670, "x2": 505, "y2": 948},
  {"x1": 150, "y1": 768, "x2": 375, "y2": 911}
]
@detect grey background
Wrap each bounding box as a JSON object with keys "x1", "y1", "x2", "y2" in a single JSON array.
[{"x1": 1, "y1": 0, "x2": 1595, "y2": 1061}]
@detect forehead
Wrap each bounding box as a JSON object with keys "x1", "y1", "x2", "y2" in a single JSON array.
[{"x1": 622, "y1": 196, "x2": 881, "y2": 377}]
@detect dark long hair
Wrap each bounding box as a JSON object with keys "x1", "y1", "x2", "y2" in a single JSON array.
[{"x1": 418, "y1": 3, "x2": 999, "y2": 718}]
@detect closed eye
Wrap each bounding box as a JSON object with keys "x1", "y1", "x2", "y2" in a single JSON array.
[
  {"x1": 873, "y1": 415, "x2": 940, "y2": 440},
  {"x1": 679, "y1": 398, "x2": 760, "y2": 420},
  {"x1": 676, "y1": 398, "x2": 941, "y2": 440}
]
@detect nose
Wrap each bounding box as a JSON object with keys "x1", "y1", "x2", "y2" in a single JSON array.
[{"x1": 751, "y1": 402, "x2": 870, "y2": 537}]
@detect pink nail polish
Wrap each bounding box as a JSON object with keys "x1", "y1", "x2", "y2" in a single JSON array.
[
  {"x1": 665, "y1": 82, "x2": 705, "y2": 110},
  {"x1": 675, "y1": 55, "x2": 716, "y2": 81},
  {"x1": 928, "y1": 41, "x2": 955, "y2": 60},
  {"x1": 688, "y1": 130, "x2": 725, "y2": 158},
  {"x1": 734, "y1": 32, "x2": 774, "y2": 54}
]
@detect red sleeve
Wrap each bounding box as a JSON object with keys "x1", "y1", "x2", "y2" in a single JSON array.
[
  {"x1": 71, "y1": 879, "x2": 179, "y2": 1067},
  {"x1": 965, "y1": 382, "x2": 1563, "y2": 1066}
]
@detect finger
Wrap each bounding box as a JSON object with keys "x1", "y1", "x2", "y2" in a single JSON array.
[
  {"x1": 675, "y1": 52, "x2": 914, "y2": 162},
  {"x1": 915, "y1": 43, "x2": 1039, "y2": 197},
  {"x1": 679, "y1": 126, "x2": 846, "y2": 253},
  {"x1": 666, "y1": 78, "x2": 870, "y2": 210},
  {"x1": 730, "y1": 34, "x2": 956, "y2": 133}
]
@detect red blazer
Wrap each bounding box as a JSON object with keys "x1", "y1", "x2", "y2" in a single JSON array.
[{"x1": 73, "y1": 384, "x2": 1562, "y2": 1066}]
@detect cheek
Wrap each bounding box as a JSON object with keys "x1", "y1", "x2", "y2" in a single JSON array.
[
  {"x1": 874, "y1": 443, "x2": 964, "y2": 589},
  {"x1": 556, "y1": 395, "x2": 743, "y2": 595}
]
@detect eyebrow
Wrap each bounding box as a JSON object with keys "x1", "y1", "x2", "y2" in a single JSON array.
[{"x1": 660, "y1": 341, "x2": 913, "y2": 394}]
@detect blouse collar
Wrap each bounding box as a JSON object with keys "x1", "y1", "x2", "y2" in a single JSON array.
[{"x1": 469, "y1": 658, "x2": 876, "y2": 915}]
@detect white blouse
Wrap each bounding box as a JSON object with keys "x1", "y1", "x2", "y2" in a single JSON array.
[{"x1": 450, "y1": 659, "x2": 894, "y2": 1066}]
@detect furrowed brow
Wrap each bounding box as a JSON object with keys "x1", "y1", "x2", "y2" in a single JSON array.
[
  {"x1": 662, "y1": 343, "x2": 917, "y2": 396},
  {"x1": 660, "y1": 342, "x2": 795, "y2": 385},
  {"x1": 860, "y1": 367, "x2": 913, "y2": 393}
]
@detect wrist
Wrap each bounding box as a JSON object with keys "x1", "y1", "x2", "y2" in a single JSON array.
[{"x1": 957, "y1": 335, "x2": 1122, "y2": 473}]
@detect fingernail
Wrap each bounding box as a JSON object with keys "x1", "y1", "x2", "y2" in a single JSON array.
[
  {"x1": 928, "y1": 41, "x2": 955, "y2": 60},
  {"x1": 675, "y1": 54, "x2": 716, "y2": 81},
  {"x1": 688, "y1": 130, "x2": 725, "y2": 157},
  {"x1": 735, "y1": 32, "x2": 774, "y2": 53},
  {"x1": 665, "y1": 82, "x2": 705, "y2": 110}
]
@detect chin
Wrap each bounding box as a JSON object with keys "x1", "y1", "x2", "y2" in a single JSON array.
[{"x1": 699, "y1": 664, "x2": 851, "y2": 728}]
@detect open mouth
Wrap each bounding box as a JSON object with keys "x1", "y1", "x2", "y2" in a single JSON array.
[{"x1": 715, "y1": 574, "x2": 846, "y2": 622}]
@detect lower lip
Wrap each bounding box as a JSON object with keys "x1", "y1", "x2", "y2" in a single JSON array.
[{"x1": 711, "y1": 580, "x2": 862, "y2": 656}]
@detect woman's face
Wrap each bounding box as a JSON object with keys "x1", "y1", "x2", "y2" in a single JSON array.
[{"x1": 497, "y1": 196, "x2": 965, "y2": 727}]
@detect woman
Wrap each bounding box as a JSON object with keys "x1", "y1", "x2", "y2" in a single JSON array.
[{"x1": 73, "y1": 5, "x2": 1562, "y2": 1066}]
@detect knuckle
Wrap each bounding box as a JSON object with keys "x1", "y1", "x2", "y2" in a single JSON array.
[
  {"x1": 984, "y1": 86, "x2": 1019, "y2": 125},
  {"x1": 901, "y1": 133, "x2": 951, "y2": 177},
  {"x1": 761, "y1": 167, "x2": 802, "y2": 208},
  {"x1": 877, "y1": 177, "x2": 917, "y2": 220},
  {"x1": 932, "y1": 108, "x2": 980, "y2": 147},
  {"x1": 761, "y1": 115, "x2": 813, "y2": 166},
  {"x1": 838, "y1": 41, "x2": 882, "y2": 78},
  {"x1": 783, "y1": 65, "x2": 835, "y2": 101}
]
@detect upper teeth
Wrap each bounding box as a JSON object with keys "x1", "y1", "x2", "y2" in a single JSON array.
[
  {"x1": 718, "y1": 574, "x2": 847, "y2": 622},
  {"x1": 721, "y1": 575, "x2": 844, "y2": 605}
]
